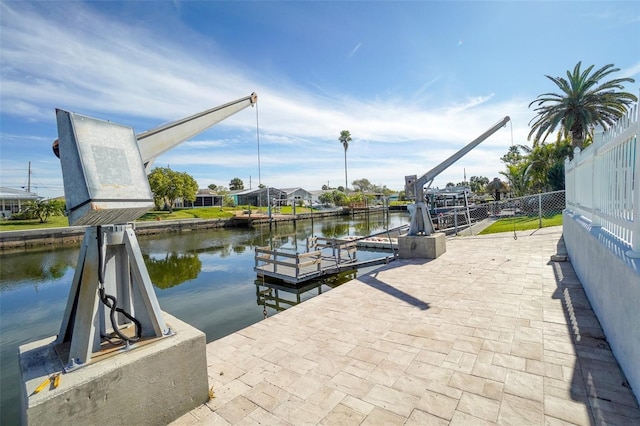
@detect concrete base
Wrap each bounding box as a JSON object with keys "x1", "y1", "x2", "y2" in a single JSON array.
[
  {"x1": 19, "y1": 312, "x2": 208, "y2": 425},
  {"x1": 398, "y1": 233, "x2": 446, "y2": 259}
]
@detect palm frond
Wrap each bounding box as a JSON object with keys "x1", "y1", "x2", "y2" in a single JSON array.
[{"x1": 527, "y1": 62, "x2": 636, "y2": 148}]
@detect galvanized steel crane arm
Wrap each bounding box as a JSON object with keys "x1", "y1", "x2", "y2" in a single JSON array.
[
  {"x1": 415, "y1": 116, "x2": 510, "y2": 189},
  {"x1": 137, "y1": 92, "x2": 257, "y2": 170},
  {"x1": 405, "y1": 116, "x2": 510, "y2": 236}
]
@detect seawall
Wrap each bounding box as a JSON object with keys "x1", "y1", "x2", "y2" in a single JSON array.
[{"x1": 0, "y1": 208, "x2": 368, "y2": 251}]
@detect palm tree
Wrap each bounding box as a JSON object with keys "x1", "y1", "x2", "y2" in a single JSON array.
[
  {"x1": 469, "y1": 176, "x2": 489, "y2": 194},
  {"x1": 500, "y1": 165, "x2": 530, "y2": 198},
  {"x1": 25, "y1": 200, "x2": 62, "y2": 223},
  {"x1": 500, "y1": 145, "x2": 524, "y2": 166},
  {"x1": 339, "y1": 130, "x2": 352, "y2": 192},
  {"x1": 528, "y1": 62, "x2": 636, "y2": 150}
]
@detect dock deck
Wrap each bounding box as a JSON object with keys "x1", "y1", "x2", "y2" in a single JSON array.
[
  {"x1": 254, "y1": 236, "x2": 395, "y2": 284},
  {"x1": 174, "y1": 226, "x2": 640, "y2": 425}
]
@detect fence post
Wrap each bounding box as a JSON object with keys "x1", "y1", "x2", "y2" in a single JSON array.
[
  {"x1": 454, "y1": 207, "x2": 458, "y2": 235},
  {"x1": 538, "y1": 192, "x2": 542, "y2": 228},
  {"x1": 564, "y1": 157, "x2": 571, "y2": 212},
  {"x1": 575, "y1": 147, "x2": 582, "y2": 217},
  {"x1": 592, "y1": 126, "x2": 604, "y2": 227},
  {"x1": 627, "y1": 120, "x2": 640, "y2": 258}
]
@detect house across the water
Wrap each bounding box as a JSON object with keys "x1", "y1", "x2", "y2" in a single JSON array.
[{"x1": 0, "y1": 187, "x2": 41, "y2": 219}]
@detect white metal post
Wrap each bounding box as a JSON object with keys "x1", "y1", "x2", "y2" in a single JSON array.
[
  {"x1": 627, "y1": 128, "x2": 640, "y2": 258},
  {"x1": 592, "y1": 127, "x2": 604, "y2": 227},
  {"x1": 538, "y1": 193, "x2": 542, "y2": 228}
]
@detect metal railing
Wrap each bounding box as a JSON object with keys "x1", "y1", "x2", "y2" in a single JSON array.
[
  {"x1": 565, "y1": 100, "x2": 639, "y2": 257},
  {"x1": 254, "y1": 246, "x2": 323, "y2": 278}
]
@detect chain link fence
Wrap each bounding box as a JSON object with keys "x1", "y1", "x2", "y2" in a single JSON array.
[{"x1": 434, "y1": 190, "x2": 566, "y2": 234}]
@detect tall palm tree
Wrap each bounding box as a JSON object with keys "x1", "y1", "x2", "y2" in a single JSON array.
[
  {"x1": 528, "y1": 62, "x2": 636, "y2": 150},
  {"x1": 500, "y1": 165, "x2": 530, "y2": 198},
  {"x1": 339, "y1": 130, "x2": 352, "y2": 192}
]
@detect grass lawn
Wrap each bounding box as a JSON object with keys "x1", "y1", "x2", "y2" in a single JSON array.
[
  {"x1": 272, "y1": 206, "x2": 317, "y2": 215},
  {"x1": 137, "y1": 207, "x2": 237, "y2": 221},
  {"x1": 479, "y1": 213, "x2": 563, "y2": 235},
  {"x1": 0, "y1": 215, "x2": 70, "y2": 231},
  {"x1": 137, "y1": 205, "x2": 315, "y2": 221}
]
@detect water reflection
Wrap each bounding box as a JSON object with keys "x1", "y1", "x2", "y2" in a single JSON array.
[
  {"x1": 0, "y1": 248, "x2": 77, "y2": 291},
  {"x1": 320, "y1": 222, "x2": 350, "y2": 238},
  {"x1": 255, "y1": 270, "x2": 358, "y2": 314},
  {"x1": 0, "y1": 211, "x2": 409, "y2": 425},
  {"x1": 145, "y1": 253, "x2": 202, "y2": 289}
]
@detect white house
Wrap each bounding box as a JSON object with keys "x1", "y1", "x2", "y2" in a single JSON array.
[
  {"x1": 280, "y1": 187, "x2": 313, "y2": 206},
  {"x1": 0, "y1": 187, "x2": 41, "y2": 218}
]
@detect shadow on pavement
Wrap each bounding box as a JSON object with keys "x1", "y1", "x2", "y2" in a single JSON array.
[
  {"x1": 357, "y1": 271, "x2": 430, "y2": 311},
  {"x1": 550, "y1": 237, "x2": 640, "y2": 424}
]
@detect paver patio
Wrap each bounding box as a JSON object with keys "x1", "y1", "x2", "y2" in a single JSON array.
[{"x1": 172, "y1": 226, "x2": 640, "y2": 425}]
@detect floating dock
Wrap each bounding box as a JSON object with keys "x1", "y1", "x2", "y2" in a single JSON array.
[
  {"x1": 254, "y1": 236, "x2": 396, "y2": 285},
  {"x1": 336, "y1": 235, "x2": 398, "y2": 250}
]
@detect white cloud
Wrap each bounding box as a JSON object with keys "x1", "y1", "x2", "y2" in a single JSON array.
[
  {"x1": 348, "y1": 43, "x2": 362, "y2": 58},
  {"x1": 0, "y1": 2, "x2": 540, "y2": 198},
  {"x1": 620, "y1": 62, "x2": 640, "y2": 80}
]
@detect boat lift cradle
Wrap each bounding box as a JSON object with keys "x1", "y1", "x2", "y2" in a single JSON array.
[
  {"x1": 53, "y1": 93, "x2": 257, "y2": 370},
  {"x1": 405, "y1": 116, "x2": 510, "y2": 236}
]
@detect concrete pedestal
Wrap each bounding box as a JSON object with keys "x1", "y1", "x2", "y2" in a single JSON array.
[
  {"x1": 398, "y1": 233, "x2": 446, "y2": 259},
  {"x1": 19, "y1": 312, "x2": 208, "y2": 425}
]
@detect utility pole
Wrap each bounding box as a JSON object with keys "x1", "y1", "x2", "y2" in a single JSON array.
[{"x1": 27, "y1": 161, "x2": 31, "y2": 192}]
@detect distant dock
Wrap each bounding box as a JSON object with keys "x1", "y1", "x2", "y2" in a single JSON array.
[{"x1": 254, "y1": 235, "x2": 397, "y2": 285}]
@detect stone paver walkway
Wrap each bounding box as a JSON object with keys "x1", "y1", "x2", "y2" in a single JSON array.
[{"x1": 172, "y1": 226, "x2": 640, "y2": 425}]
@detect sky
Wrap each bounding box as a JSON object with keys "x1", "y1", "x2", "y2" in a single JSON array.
[{"x1": 1, "y1": 1, "x2": 639, "y2": 200}]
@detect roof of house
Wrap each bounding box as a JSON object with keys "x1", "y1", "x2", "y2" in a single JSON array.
[
  {"x1": 0, "y1": 187, "x2": 41, "y2": 200},
  {"x1": 196, "y1": 189, "x2": 221, "y2": 196},
  {"x1": 308, "y1": 189, "x2": 333, "y2": 196},
  {"x1": 230, "y1": 187, "x2": 287, "y2": 196},
  {"x1": 280, "y1": 187, "x2": 313, "y2": 196}
]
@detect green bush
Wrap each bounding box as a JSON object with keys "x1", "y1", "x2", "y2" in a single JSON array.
[{"x1": 9, "y1": 211, "x2": 35, "y2": 220}]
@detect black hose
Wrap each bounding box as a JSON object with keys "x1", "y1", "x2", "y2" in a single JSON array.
[
  {"x1": 97, "y1": 226, "x2": 142, "y2": 344},
  {"x1": 99, "y1": 287, "x2": 142, "y2": 342}
]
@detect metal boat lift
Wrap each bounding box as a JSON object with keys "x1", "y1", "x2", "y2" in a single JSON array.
[
  {"x1": 54, "y1": 94, "x2": 257, "y2": 369},
  {"x1": 405, "y1": 116, "x2": 510, "y2": 236}
]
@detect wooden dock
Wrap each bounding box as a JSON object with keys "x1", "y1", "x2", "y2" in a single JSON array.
[{"x1": 254, "y1": 236, "x2": 396, "y2": 284}]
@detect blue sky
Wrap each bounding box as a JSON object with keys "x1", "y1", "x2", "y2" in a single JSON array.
[{"x1": 1, "y1": 1, "x2": 639, "y2": 199}]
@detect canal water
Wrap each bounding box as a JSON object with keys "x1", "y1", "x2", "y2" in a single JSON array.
[{"x1": 0, "y1": 211, "x2": 409, "y2": 424}]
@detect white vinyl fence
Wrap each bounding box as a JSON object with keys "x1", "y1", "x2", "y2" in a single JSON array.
[
  {"x1": 563, "y1": 98, "x2": 640, "y2": 405},
  {"x1": 565, "y1": 102, "x2": 639, "y2": 257}
]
